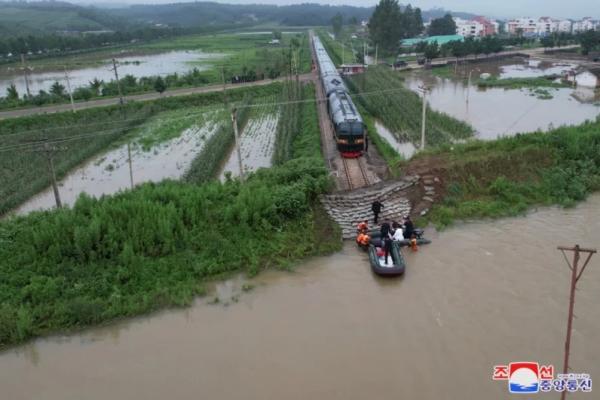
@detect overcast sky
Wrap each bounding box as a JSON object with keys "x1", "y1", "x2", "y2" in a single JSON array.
[{"x1": 85, "y1": 0, "x2": 600, "y2": 20}]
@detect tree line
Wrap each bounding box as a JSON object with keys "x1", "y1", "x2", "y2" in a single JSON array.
[{"x1": 368, "y1": 0, "x2": 424, "y2": 54}]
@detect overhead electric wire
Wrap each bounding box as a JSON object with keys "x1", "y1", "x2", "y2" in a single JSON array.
[{"x1": 0, "y1": 85, "x2": 430, "y2": 147}]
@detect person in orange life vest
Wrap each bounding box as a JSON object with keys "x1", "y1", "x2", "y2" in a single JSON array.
[
  {"x1": 410, "y1": 233, "x2": 419, "y2": 252},
  {"x1": 356, "y1": 232, "x2": 371, "y2": 249},
  {"x1": 357, "y1": 219, "x2": 369, "y2": 234}
]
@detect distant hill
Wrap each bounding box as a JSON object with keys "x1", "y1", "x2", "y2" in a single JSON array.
[
  {"x1": 420, "y1": 7, "x2": 480, "y2": 22},
  {"x1": 0, "y1": 1, "x2": 133, "y2": 36},
  {"x1": 109, "y1": 2, "x2": 375, "y2": 28},
  {"x1": 0, "y1": 1, "x2": 483, "y2": 38}
]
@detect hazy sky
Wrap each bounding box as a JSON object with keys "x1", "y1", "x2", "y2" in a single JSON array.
[{"x1": 84, "y1": 0, "x2": 600, "y2": 20}]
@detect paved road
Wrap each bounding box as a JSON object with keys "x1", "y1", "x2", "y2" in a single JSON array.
[
  {"x1": 0, "y1": 74, "x2": 314, "y2": 120},
  {"x1": 401, "y1": 45, "x2": 584, "y2": 70}
]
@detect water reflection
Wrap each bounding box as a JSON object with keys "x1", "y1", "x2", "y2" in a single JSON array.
[
  {"x1": 0, "y1": 50, "x2": 225, "y2": 97},
  {"x1": 405, "y1": 60, "x2": 600, "y2": 138}
]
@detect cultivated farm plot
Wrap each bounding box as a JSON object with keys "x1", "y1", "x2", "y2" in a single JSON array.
[
  {"x1": 13, "y1": 109, "x2": 224, "y2": 215},
  {"x1": 220, "y1": 111, "x2": 279, "y2": 179}
]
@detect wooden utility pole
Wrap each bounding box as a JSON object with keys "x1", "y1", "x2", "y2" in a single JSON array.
[
  {"x1": 20, "y1": 54, "x2": 31, "y2": 98},
  {"x1": 43, "y1": 141, "x2": 62, "y2": 209},
  {"x1": 557, "y1": 245, "x2": 596, "y2": 400},
  {"x1": 231, "y1": 108, "x2": 244, "y2": 181},
  {"x1": 127, "y1": 142, "x2": 134, "y2": 189},
  {"x1": 419, "y1": 86, "x2": 428, "y2": 150},
  {"x1": 64, "y1": 66, "x2": 75, "y2": 113},
  {"x1": 111, "y1": 58, "x2": 124, "y2": 106},
  {"x1": 221, "y1": 67, "x2": 228, "y2": 105},
  {"x1": 375, "y1": 44, "x2": 378, "y2": 66}
]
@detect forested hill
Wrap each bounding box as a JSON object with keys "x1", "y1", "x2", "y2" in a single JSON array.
[
  {"x1": 111, "y1": 2, "x2": 375, "y2": 28},
  {"x1": 0, "y1": 1, "x2": 132, "y2": 36}
]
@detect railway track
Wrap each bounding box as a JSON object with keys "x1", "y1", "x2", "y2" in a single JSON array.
[{"x1": 342, "y1": 156, "x2": 369, "y2": 190}]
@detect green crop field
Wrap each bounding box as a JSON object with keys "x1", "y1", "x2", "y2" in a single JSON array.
[{"x1": 348, "y1": 67, "x2": 474, "y2": 147}]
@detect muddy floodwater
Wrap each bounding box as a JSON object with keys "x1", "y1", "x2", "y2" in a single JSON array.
[
  {"x1": 0, "y1": 50, "x2": 224, "y2": 97},
  {"x1": 374, "y1": 120, "x2": 417, "y2": 159},
  {"x1": 2, "y1": 195, "x2": 599, "y2": 399},
  {"x1": 405, "y1": 58, "x2": 600, "y2": 138}
]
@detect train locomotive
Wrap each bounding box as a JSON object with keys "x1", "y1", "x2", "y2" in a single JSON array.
[{"x1": 313, "y1": 36, "x2": 366, "y2": 158}]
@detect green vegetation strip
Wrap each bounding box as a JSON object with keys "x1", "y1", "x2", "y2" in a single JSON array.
[
  {"x1": 0, "y1": 159, "x2": 338, "y2": 349},
  {"x1": 348, "y1": 67, "x2": 473, "y2": 147},
  {"x1": 477, "y1": 76, "x2": 570, "y2": 89},
  {"x1": 418, "y1": 119, "x2": 600, "y2": 228}
]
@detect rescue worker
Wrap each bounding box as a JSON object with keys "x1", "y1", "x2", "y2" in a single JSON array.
[
  {"x1": 356, "y1": 232, "x2": 370, "y2": 250},
  {"x1": 357, "y1": 219, "x2": 369, "y2": 234},
  {"x1": 410, "y1": 233, "x2": 419, "y2": 252},
  {"x1": 371, "y1": 200, "x2": 383, "y2": 224},
  {"x1": 383, "y1": 235, "x2": 393, "y2": 265},
  {"x1": 380, "y1": 220, "x2": 391, "y2": 239},
  {"x1": 403, "y1": 215, "x2": 415, "y2": 239}
]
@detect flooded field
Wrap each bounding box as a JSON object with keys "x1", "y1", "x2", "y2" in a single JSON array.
[
  {"x1": 373, "y1": 120, "x2": 417, "y2": 159},
  {"x1": 405, "y1": 58, "x2": 600, "y2": 138},
  {"x1": 220, "y1": 112, "x2": 279, "y2": 179},
  {"x1": 0, "y1": 50, "x2": 224, "y2": 97},
  {"x1": 1, "y1": 194, "x2": 599, "y2": 400},
  {"x1": 13, "y1": 112, "x2": 223, "y2": 214}
]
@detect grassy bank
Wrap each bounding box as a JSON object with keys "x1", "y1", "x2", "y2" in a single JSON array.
[
  {"x1": 0, "y1": 83, "x2": 282, "y2": 216},
  {"x1": 0, "y1": 159, "x2": 338, "y2": 348},
  {"x1": 477, "y1": 76, "x2": 570, "y2": 89},
  {"x1": 348, "y1": 67, "x2": 473, "y2": 146},
  {"x1": 412, "y1": 119, "x2": 600, "y2": 228}
]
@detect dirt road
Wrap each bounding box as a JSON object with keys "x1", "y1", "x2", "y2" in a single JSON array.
[{"x1": 0, "y1": 74, "x2": 314, "y2": 120}]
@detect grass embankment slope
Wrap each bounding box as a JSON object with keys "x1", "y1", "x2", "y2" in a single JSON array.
[
  {"x1": 0, "y1": 81, "x2": 340, "y2": 348},
  {"x1": 407, "y1": 120, "x2": 600, "y2": 228}
]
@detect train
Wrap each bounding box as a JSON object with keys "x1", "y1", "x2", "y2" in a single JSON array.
[{"x1": 312, "y1": 36, "x2": 366, "y2": 158}]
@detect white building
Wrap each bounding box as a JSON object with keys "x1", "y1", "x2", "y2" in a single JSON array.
[
  {"x1": 454, "y1": 17, "x2": 484, "y2": 37},
  {"x1": 535, "y1": 17, "x2": 559, "y2": 36},
  {"x1": 557, "y1": 20, "x2": 573, "y2": 33},
  {"x1": 573, "y1": 17, "x2": 598, "y2": 32},
  {"x1": 507, "y1": 18, "x2": 537, "y2": 35},
  {"x1": 453, "y1": 16, "x2": 497, "y2": 37},
  {"x1": 567, "y1": 69, "x2": 600, "y2": 88}
]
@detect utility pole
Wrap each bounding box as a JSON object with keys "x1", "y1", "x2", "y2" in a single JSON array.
[
  {"x1": 221, "y1": 67, "x2": 228, "y2": 105},
  {"x1": 43, "y1": 141, "x2": 62, "y2": 209},
  {"x1": 342, "y1": 40, "x2": 345, "y2": 65},
  {"x1": 127, "y1": 142, "x2": 134, "y2": 189},
  {"x1": 375, "y1": 44, "x2": 378, "y2": 66},
  {"x1": 231, "y1": 108, "x2": 244, "y2": 181},
  {"x1": 64, "y1": 66, "x2": 75, "y2": 113},
  {"x1": 557, "y1": 245, "x2": 596, "y2": 400},
  {"x1": 111, "y1": 58, "x2": 124, "y2": 106},
  {"x1": 419, "y1": 86, "x2": 429, "y2": 150},
  {"x1": 466, "y1": 69, "x2": 473, "y2": 105},
  {"x1": 20, "y1": 54, "x2": 31, "y2": 98}
]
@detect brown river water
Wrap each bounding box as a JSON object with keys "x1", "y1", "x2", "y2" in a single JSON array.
[{"x1": 1, "y1": 196, "x2": 599, "y2": 399}]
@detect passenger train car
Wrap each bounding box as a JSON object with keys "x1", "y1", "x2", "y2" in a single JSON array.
[{"x1": 313, "y1": 36, "x2": 366, "y2": 158}]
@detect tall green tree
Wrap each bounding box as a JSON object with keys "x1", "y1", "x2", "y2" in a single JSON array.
[
  {"x1": 368, "y1": 0, "x2": 402, "y2": 53},
  {"x1": 6, "y1": 84, "x2": 19, "y2": 101},
  {"x1": 428, "y1": 13, "x2": 457, "y2": 36},
  {"x1": 49, "y1": 81, "x2": 65, "y2": 97},
  {"x1": 331, "y1": 13, "x2": 344, "y2": 38},
  {"x1": 154, "y1": 76, "x2": 167, "y2": 94}
]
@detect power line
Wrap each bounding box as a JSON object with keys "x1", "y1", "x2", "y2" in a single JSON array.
[{"x1": 0, "y1": 85, "x2": 420, "y2": 144}]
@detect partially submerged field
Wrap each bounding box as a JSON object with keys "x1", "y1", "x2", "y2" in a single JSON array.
[
  {"x1": 348, "y1": 67, "x2": 474, "y2": 147},
  {"x1": 403, "y1": 119, "x2": 600, "y2": 228},
  {"x1": 0, "y1": 83, "x2": 280, "y2": 215}
]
